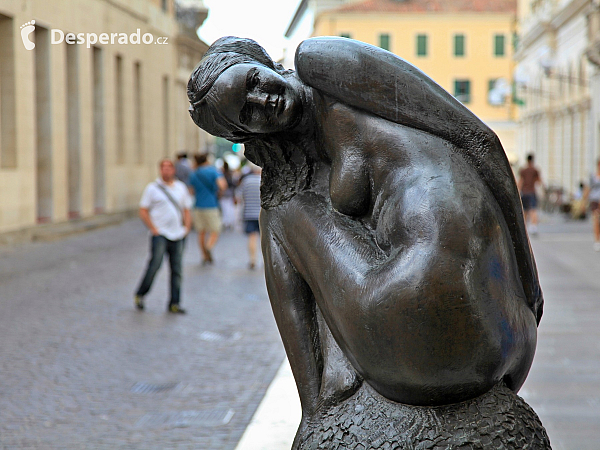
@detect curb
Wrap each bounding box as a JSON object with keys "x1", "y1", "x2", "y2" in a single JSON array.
[
  {"x1": 235, "y1": 359, "x2": 301, "y2": 450},
  {"x1": 0, "y1": 210, "x2": 137, "y2": 246}
]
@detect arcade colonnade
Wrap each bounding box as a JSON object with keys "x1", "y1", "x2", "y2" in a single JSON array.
[{"x1": 0, "y1": 0, "x2": 210, "y2": 235}]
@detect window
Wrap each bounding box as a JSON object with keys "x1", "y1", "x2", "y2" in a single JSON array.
[
  {"x1": 115, "y1": 55, "x2": 124, "y2": 165},
  {"x1": 454, "y1": 34, "x2": 465, "y2": 57},
  {"x1": 92, "y1": 47, "x2": 106, "y2": 213},
  {"x1": 134, "y1": 62, "x2": 143, "y2": 164},
  {"x1": 454, "y1": 80, "x2": 471, "y2": 103},
  {"x1": 162, "y1": 0, "x2": 168, "y2": 12},
  {"x1": 163, "y1": 75, "x2": 170, "y2": 157},
  {"x1": 66, "y1": 41, "x2": 81, "y2": 218},
  {"x1": 494, "y1": 34, "x2": 505, "y2": 57},
  {"x1": 340, "y1": 33, "x2": 351, "y2": 39},
  {"x1": 379, "y1": 33, "x2": 390, "y2": 51},
  {"x1": 0, "y1": 14, "x2": 16, "y2": 169},
  {"x1": 35, "y1": 25, "x2": 53, "y2": 222},
  {"x1": 416, "y1": 34, "x2": 427, "y2": 56}
]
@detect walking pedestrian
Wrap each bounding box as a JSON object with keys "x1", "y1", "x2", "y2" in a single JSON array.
[
  {"x1": 175, "y1": 152, "x2": 193, "y2": 185},
  {"x1": 220, "y1": 161, "x2": 238, "y2": 230},
  {"x1": 237, "y1": 163, "x2": 261, "y2": 270},
  {"x1": 584, "y1": 159, "x2": 600, "y2": 251},
  {"x1": 518, "y1": 154, "x2": 543, "y2": 235},
  {"x1": 134, "y1": 159, "x2": 192, "y2": 313},
  {"x1": 189, "y1": 153, "x2": 227, "y2": 264}
]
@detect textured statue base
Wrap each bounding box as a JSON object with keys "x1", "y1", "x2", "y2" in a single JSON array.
[{"x1": 297, "y1": 382, "x2": 551, "y2": 449}]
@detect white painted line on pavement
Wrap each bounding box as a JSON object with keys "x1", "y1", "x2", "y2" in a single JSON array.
[{"x1": 235, "y1": 358, "x2": 301, "y2": 450}]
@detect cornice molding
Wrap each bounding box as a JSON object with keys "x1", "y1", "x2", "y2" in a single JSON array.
[
  {"x1": 551, "y1": 0, "x2": 591, "y2": 29},
  {"x1": 519, "y1": 20, "x2": 552, "y2": 51}
]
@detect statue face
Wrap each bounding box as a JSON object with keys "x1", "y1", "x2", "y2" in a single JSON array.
[{"x1": 210, "y1": 63, "x2": 302, "y2": 134}]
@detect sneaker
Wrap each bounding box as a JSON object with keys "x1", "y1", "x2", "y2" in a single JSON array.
[
  {"x1": 594, "y1": 242, "x2": 600, "y2": 252},
  {"x1": 529, "y1": 225, "x2": 538, "y2": 236},
  {"x1": 168, "y1": 304, "x2": 186, "y2": 314},
  {"x1": 134, "y1": 295, "x2": 144, "y2": 311}
]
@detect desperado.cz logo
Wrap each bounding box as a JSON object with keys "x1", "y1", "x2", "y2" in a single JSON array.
[
  {"x1": 20, "y1": 21, "x2": 36, "y2": 50},
  {"x1": 20, "y1": 20, "x2": 168, "y2": 50}
]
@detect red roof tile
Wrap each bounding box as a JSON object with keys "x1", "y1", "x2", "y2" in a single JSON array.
[{"x1": 328, "y1": 0, "x2": 516, "y2": 14}]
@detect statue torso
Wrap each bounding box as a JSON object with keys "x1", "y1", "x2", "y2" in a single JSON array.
[{"x1": 264, "y1": 101, "x2": 537, "y2": 406}]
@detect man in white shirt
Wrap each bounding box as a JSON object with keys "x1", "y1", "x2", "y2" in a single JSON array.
[{"x1": 134, "y1": 159, "x2": 192, "y2": 313}]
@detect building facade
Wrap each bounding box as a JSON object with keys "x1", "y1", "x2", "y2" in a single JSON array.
[
  {"x1": 515, "y1": 0, "x2": 597, "y2": 196},
  {"x1": 585, "y1": 1, "x2": 600, "y2": 174},
  {"x1": 0, "y1": 0, "x2": 210, "y2": 235},
  {"x1": 284, "y1": 0, "x2": 365, "y2": 68},
  {"x1": 294, "y1": 0, "x2": 519, "y2": 161}
]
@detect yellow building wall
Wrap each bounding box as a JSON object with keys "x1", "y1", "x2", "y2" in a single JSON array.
[{"x1": 314, "y1": 13, "x2": 517, "y2": 125}]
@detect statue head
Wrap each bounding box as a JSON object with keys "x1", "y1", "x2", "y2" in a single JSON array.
[{"x1": 188, "y1": 36, "x2": 302, "y2": 142}]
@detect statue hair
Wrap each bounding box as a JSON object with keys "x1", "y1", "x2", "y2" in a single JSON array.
[{"x1": 187, "y1": 36, "x2": 317, "y2": 207}]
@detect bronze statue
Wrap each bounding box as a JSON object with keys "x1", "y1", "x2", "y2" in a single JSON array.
[{"x1": 188, "y1": 36, "x2": 551, "y2": 449}]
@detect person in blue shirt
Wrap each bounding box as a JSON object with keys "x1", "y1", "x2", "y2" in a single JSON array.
[{"x1": 189, "y1": 153, "x2": 227, "y2": 264}]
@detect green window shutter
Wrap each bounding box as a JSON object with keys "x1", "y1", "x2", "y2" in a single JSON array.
[
  {"x1": 512, "y1": 81, "x2": 525, "y2": 106},
  {"x1": 379, "y1": 33, "x2": 390, "y2": 51},
  {"x1": 494, "y1": 34, "x2": 505, "y2": 56},
  {"x1": 488, "y1": 79, "x2": 497, "y2": 93},
  {"x1": 454, "y1": 34, "x2": 465, "y2": 56},
  {"x1": 340, "y1": 33, "x2": 351, "y2": 39},
  {"x1": 454, "y1": 80, "x2": 471, "y2": 103},
  {"x1": 417, "y1": 34, "x2": 427, "y2": 56}
]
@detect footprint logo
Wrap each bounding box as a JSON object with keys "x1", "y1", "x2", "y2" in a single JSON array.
[{"x1": 20, "y1": 20, "x2": 35, "y2": 50}]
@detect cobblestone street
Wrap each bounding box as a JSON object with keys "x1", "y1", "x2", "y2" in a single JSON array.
[{"x1": 0, "y1": 220, "x2": 284, "y2": 449}]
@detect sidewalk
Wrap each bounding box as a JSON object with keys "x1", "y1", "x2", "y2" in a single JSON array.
[
  {"x1": 236, "y1": 213, "x2": 600, "y2": 450},
  {"x1": 0, "y1": 210, "x2": 136, "y2": 246},
  {"x1": 235, "y1": 360, "x2": 300, "y2": 450}
]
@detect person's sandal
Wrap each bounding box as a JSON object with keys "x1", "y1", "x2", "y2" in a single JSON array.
[{"x1": 134, "y1": 295, "x2": 144, "y2": 311}]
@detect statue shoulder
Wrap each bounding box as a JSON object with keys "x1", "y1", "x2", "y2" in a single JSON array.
[
  {"x1": 294, "y1": 37, "x2": 396, "y2": 115},
  {"x1": 294, "y1": 37, "x2": 466, "y2": 134}
]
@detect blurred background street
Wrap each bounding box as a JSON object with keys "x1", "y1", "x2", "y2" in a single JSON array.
[{"x1": 521, "y1": 213, "x2": 600, "y2": 450}]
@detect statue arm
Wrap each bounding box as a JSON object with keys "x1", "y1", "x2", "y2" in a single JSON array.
[
  {"x1": 261, "y1": 212, "x2": 322, "y2": 422},
  {"x1": 295, "y1": 37, "x2": 493, "y2": 152},
  {"x1": 295, "y1": 37, "x2": 543, "y2": 323},
  {"x1": 279, "y1": 191, "x2": 433, "y2": 311},
  {"x1": 276, "y1": 190, "x2": 537, "y2": 400}
]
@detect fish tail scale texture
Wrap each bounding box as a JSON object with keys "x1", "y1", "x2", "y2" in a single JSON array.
[{"x1": 298, "y1": 383, "x2": 551, "y2": 449}]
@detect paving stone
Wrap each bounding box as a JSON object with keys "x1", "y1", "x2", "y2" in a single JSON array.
[{"x1": 0, "y1": 220, "x2": 285, "y2": 449}]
